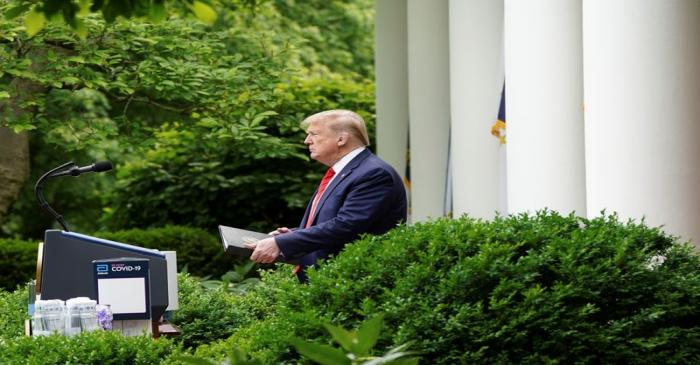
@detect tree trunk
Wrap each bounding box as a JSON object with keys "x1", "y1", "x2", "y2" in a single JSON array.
[
  {"x1": 0, "y1": 46, "x2": 54, "y2": 223},
  {"x1": 0, "y1": 127, "x2": 29, "y2": 220}
]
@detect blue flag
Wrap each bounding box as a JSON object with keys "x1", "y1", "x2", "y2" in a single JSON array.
[{"x1": 491, "y1": 84, "x2": 506, "y2": 144}]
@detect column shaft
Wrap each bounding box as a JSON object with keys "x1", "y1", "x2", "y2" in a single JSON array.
[
  {"x1": 583, "y1": 0, "x2": 700, "y2": 246},
  {"x1": 505, "y1": 0, "x2": 587, "y2": 215},
  {"x1": 407, "y1": 0, "x2": 451, "y2": 221},
  {"x1": 449, "y1": 0, "x2": 505, "y2": 219},
  {"x1": 375, "y1": 0, "x2": 409, "y2": 180}
]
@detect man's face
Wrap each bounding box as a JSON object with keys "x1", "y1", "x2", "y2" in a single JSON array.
[{"x1": 304, "y1": 118, "x2": 340, "y2": 166}]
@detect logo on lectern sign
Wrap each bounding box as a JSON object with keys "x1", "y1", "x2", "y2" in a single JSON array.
[
  {"x1": 92, "y1": 258, "x2": 151, "y2": 320},
  {"x1": 96, "y1": 262, "x2": 145, "y2": 274}
]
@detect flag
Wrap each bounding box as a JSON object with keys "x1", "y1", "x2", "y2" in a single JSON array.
[
  {"x1": 404, "y1": 129, "x2": 411, "y2": 216},
  {"x1": 444, "y1": 126, "x2": 453, "y2": 217},
  {"x1": 491, "y1": 84, "x2": 506, "y2": 144}
]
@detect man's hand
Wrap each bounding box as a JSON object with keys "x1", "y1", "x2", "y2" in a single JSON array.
[
  {"x1": 268, "y1": 227, "x2": 291, "y2": 236},
  {"x1": 245, "y1": 237, "x2": 281, "y2": 264}
]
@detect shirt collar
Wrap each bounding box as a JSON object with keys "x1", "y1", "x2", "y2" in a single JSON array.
[{"x1": 332, "y1": 146, "x2": 366, "y2": 175}]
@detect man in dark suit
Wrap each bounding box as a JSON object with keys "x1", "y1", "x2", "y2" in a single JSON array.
[{"x1": 245, "y1": 110, "x2": 407, "y2": 281}]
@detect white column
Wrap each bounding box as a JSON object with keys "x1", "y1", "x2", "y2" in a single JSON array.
[
  {"x1": 505, "y1": 0, "x2": 586, "y2": 215},
  {"x1": 375, "y1": 0, "x2": 408, "y2": 181},
  {"x1": 583, "y1": 1, "x2": 700, "y2": 246},
  {"x1": 407, "y1": 0, "x2": 451, "y2": 222},
  {"x1": 448, "y1": 0, "x2": 505, "y2": 219}
]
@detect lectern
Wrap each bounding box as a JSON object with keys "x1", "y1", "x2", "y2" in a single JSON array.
[{"x1": 36, "y1": 230, "x2": 170, "y2": 321}]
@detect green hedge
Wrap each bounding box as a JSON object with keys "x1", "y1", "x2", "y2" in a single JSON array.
[
  {"x1": 0, "y1": 274, "x2": 237, "y2": 362},
  {"x1": 0, "y1": 287, "x2": 181, "y2": 364},
  {"x1": 0, "y1": 288, "x2": 27, "y2": 340},
  {"x1": 0, "y1": 274, "x2": 255, "y2": 363},
  {"x1": 0, "y1": 275, "x2": 223, "y2": 362},
  {"x1": 0, "y1": 225, "x2": 236, "y2": 291},
  {"x1": 0, "y1": 238, "x2": 40, "y2": 291},
  {"x1": 2, "y1": 212, "x2": 699, "y2": 364},
  {"x1": 195, "y1": 212, "x2": 700, "y2": 364},
  {"x1": 0, "y1": 331, "x2": 180, "y2": 364},
  {"x1": 170, "y1": 273, "x2": 265, "y2": 349}
]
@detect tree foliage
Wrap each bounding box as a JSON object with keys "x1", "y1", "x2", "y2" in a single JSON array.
[
  {"x1": 2, "y1": 3, "x2": 290, "y2": 148},
  {"x1": 3, "y1": 0, "x2": 227, "y2": 37},
  {"x1": 269, "y1": 0, "x2": 374, "y2": 78},
  {"x1": 0, "y1": 0, "x2": 376, "y2": 236}
]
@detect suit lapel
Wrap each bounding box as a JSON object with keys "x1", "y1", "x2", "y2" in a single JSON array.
[
  {"x1": 312, "y1": 149, "x2": 372, "y2": 222},
  {"x1": 299, "y1": 193, "x2": 314, "y2": 228}
]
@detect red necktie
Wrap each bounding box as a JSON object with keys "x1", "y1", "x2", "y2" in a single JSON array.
[
  {"x1": 306, "y1": 167, "x2": 336, "y2": 228},
  {"x1": 294, "y1": 167, "x2": 335, "y2": 277}
]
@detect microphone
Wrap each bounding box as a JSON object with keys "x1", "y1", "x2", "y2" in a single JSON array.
[
  {"x1": 35, "y1": 160, "x2": 114, "y2": 232},
  {"x1": 50, "y1": 161, "x2": 113, "y2": 177}
]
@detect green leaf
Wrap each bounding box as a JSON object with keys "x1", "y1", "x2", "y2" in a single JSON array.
[
  {"x1": 199, "y1": 280, "x2": 223, "y2": 289},
  {"x1": 239, "y1": 277, "x2": 260, "y2": 285},
  {"x1": 364, "y1": 341, "x2": 420, "y2": 365},
  {"x1": 384, "y1": 342, "x2": 415, "y2": 355},
  {"x1": 221, "y1": 271, "x2": 243, "y2": 283},
  {"x1": 11, "y1": 123, "x2": 37, "y2": 133},
  {"x1": 60, "y1": 76, "x2": 81, "y2": 84},
  {"x1": 290, "y1": 339, "x2": 351, "y2": 365},
  {"x1": 150, "y1": 2, "x2": 167, "y2": 22},
  {"x1": 239, "y1": 260, "x2": 256, "y2": 274},
  {"x1": 0, "y1": 91, "x2": 10, "y2": 100},
  {"x1": 171, "y1": 355, "x2": 217, "y2": 365},
  {"x1": 74, "y1": 18, "x2": 87, "y2": 39},
  {"x1": 228, "y1": 348, "x2": 262, "y2": 365},
  {"x1": 355, "y1": 314, "x2": 384, "y2": 356},
  {"x1": 323, "y1": 323, "x2": 356, "y2": 352},
  {"x1": 190, "y1": 1, "x2": 217, "y2": 25},
  {"x1": 364, "y1": 355, "x2": 419, "y2": 365},
  {"x1": 67, "y1": 56, "x2": 86, "y2": 64},
  {"x1": 5, "y1": 4, "x2": 31, "y2": 20},
  {"x1": 251, "y1": 110, "x2": 278, "y2": 125},
  {"x1": 24, "y1": 8, "x2": 45, "y2": 37},
  {"x1": 78, "y1": 0, "x2": 92, "y2": 16}
]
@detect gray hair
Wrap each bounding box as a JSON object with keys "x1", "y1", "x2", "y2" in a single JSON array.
[{"x1": 302, "y1": 109, "x2": 370, "y2": 146}]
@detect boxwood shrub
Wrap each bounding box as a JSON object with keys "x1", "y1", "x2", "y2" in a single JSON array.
[
  {"x1": 0, "y1": 225, "x2": 235, "y2": 290},
  {"x1": 0, "y1": 288, "x2": 27, "y2": 340},
  {"x1": 1, "y1": 212, "x2": 698, "y2": 364},
  {"x1": 170, "y1": 273, "x2": 268, "y2": 349},
  {"x1": 0, "y1": 331, "x2": 181, "y2": 364},
  {"x1": 0, "y1": 281, "x2": 183, "y2": 363},
  {"x1": 195, "y1": 211, "x2": 700, "y2": 364},
  {"x1": 0, "y1": 238, "x2": 40, "y2": 291},
  {"x1": 0, "y1": 274, "x2": 240, "y2": 362}
]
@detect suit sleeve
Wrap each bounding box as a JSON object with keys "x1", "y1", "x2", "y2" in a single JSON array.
[{"x1": 275, "y1": 167, "x2": 400, "y2": 258}]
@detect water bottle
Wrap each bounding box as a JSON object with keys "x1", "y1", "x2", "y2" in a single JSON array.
[
  {"x1": 39, "y1": 299, "x2": 65, "y2": 335},
  {"x1": 65, "y1": 298, "x2": 85, "y2": 336},
  {"x1": 32, "y1": 300, "x2": 47, "y2": 336},
  {"x1": 80, "y1": 299, "x2": 98, "y2": 332}
]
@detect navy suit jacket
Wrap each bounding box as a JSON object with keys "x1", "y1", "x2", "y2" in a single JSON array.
[{"x1": 275, "y1": 149, "x2": 407, "y2": 280}]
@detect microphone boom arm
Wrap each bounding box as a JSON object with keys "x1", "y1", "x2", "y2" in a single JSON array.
[{"x1": 34, "y1": 161, "x2": 75, "y2": 232}]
